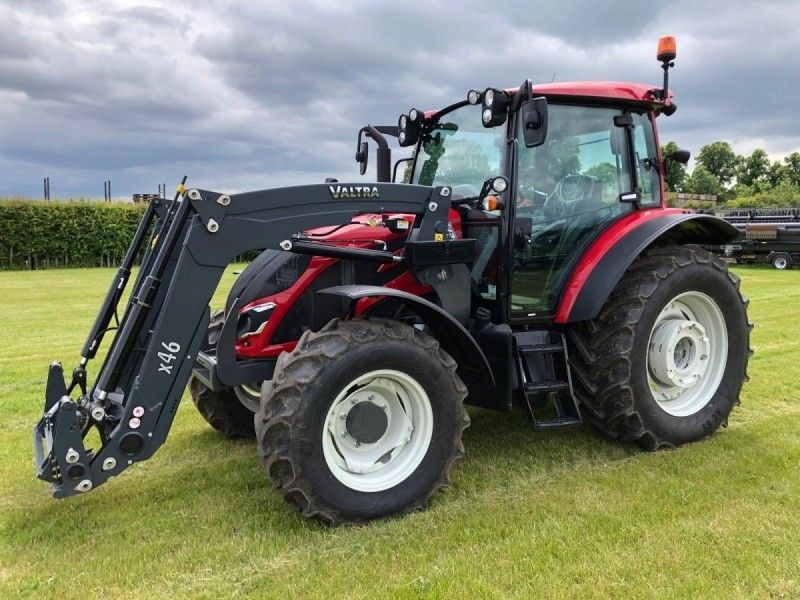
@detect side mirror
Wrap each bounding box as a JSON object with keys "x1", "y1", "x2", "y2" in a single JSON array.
[
  {"x1": 520, "y1": 97, "x2": 548, "y2": 148},
  {"x1": 356, "y1": 141, "x2": 369, "y2": 175},
  {"x1": 392, "y1": 157, "x2": 413, "y2": 183},
  {"x1": 665, "y1": 148, "x2": 691, "y2": 165}
]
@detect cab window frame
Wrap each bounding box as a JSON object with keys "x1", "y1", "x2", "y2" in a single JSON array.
[{"x1": 507, "y1": 99, "x2": 643, "y2": 324}]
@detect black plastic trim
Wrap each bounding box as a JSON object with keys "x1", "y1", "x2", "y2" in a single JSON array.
[
  {"x1": 319, "y1": 285, "x2": 495, "y2": 385},
  {"x1": 566, "y1": 213, "x2": 738, "y2": 322}
]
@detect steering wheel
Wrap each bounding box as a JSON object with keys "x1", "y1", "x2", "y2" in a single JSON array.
[{"x1": 543, "y1": 174, "x2": 595, "y2": 218}]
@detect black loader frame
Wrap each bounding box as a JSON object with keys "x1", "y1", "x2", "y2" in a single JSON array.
[{"x1": 34, "y1": 182, "x2": 488, "y2": 498}]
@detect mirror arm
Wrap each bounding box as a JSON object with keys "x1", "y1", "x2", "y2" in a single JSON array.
[{"x1": 365, "y1": 124, "x2": 392, "y2": 182}]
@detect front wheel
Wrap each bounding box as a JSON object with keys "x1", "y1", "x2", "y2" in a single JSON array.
[
  {"x1": 255, "y1": 318, "x2": 469, "y2": 525},
  {"x1": 568, "y1": 245, "x2": 752, "y2": 449},
  {"x1": 771, "y1": 253, "x2": 792, "y2": 270},
  {"x1": 189, "y1": 310, "x2": 256, "y2": 438}
]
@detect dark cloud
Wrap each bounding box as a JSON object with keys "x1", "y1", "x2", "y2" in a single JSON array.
[{"x1": 0, "y1": 0, "x2": 798, "y2": 198}]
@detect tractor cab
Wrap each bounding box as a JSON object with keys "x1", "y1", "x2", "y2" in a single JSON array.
[{"x1": 392, "y1": 79, "x2": 669, "y2": 325}]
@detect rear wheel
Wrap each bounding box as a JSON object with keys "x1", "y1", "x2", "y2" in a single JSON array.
[
  {"x1": 255, "y1": 318, "x2": 469, "y2": 525},
  {"x1": 189, "y1": 310, "x2": 256, "y2": 439},
  {"x1": 568, "y1": 245, "x2": 752, "y2": 449},
  {"x1": 771, "y1": 253, "x2": 792, "y2": 270}
]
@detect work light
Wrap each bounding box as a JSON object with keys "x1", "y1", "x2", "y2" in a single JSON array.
[
  {"x1": 467, "y1": 89, "x2": 481, "y2": 105},
  {"x1": 398, "y1": 109, "x2": 423, "y2": 147},
  {"x1": 481, "y1": 88, "x2": 508, "y2": 127}
]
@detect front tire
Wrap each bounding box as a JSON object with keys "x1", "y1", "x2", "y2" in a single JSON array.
[
  {"x1": 568, "y1": 245, "x2": 752, "y2": 449},
  {"x1": 188, "y1": 310, "x2": 256, "y2": 439},
  {"x1": 255, "y1": 318, "x2": 469, "y2": 525}
]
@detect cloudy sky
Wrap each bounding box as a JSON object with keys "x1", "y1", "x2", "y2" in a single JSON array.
[{"x1": 1, "y1": 0, "x2": 799, "y2": 199}]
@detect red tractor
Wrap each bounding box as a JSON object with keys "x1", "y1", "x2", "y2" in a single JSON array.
[{"x1": 35, "y1": 37, "x2": 752, "y2": 525}]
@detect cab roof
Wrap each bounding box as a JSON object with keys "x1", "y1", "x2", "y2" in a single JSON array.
[{"x1": 519, "y1": 81, "x2": 664, "y2": 105}]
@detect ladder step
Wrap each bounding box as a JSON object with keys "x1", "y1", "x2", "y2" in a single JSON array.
[
  {"x1": 524, "y1": 381, "x2": 570, "y2": 394},
  {"x1": 518, "y1": 343, "x2": 563, "y2": 353},
  {"x1": 534, "y1": 417, "x2": 582, "y2": 429}
]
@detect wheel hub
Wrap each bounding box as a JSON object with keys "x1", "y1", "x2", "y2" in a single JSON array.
[
  {"x1": 648, "y1": 319, "x2": 710, "y2": 388},
  {"x1": 345, "y1": 401, "x2": 389, "y2": 444},
  {"x1": 645, "y1": 292, "x2": 728, "y2": 417},
  {"x1": 323, "y1": 370, "x2": 432, "y2": 491}
]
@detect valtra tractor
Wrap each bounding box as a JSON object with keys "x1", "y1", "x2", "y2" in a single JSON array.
[{"x1": 34, "y1": 36, "x2": 752, "y2": 524}]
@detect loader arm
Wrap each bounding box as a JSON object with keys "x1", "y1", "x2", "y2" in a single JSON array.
[{"x1": 34, "y1": 182, "x2": 464, "y2": 498}]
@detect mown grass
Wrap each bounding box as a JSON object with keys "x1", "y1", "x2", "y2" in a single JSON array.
[{"x1": 0, "y1": 265, "x2": 798, "y2": 599}]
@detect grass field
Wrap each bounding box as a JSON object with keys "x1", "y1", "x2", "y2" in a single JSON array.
[{"x1": 0, "y1": 265, "x2": 798, "y2": 599}]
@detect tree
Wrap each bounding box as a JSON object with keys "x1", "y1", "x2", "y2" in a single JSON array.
[
  {"x1": 684, "y1": 164, "x2": 722, "y2": 197},
  {"x1": 696, "y1": 141, "x2": 739, "y2": 188},
  {"x1": 548, "y1": 138, "x2": 581, "y2": 181},
  {"x1": 660, "y1": 141, "x2": 687, "y2": 191},
  {"x1": 585, "y1": 162, "x2": 618, "y2": 199},
  {"x1": 783, "y1": 152, "x2": 800, "y2": 186},
  {"x1": 767, "y1": 160, "x2": 787, "y2": 188},
  {"x1": 418, "y1": 136, "x2": 492, "y2": 188},
  {"x1": 737, "y1": 148, "x2": 770, "y2": 187}
]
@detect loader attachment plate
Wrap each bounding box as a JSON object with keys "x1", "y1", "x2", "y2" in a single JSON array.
[{"x1": 34, "y1": 363, "x2": 94, "y2": 497}]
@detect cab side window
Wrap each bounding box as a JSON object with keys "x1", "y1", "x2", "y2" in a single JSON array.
[{"x1": 511, "y1": 104, "x2": 635, "y2": 318}]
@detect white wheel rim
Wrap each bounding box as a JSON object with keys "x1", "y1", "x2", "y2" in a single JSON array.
[
  {"x1": 774, "y1": 257, "x2": 788, "y2": 269},
  {"x1": 646, "y1": 291, "x2": 728, "y2": 417},
  {"x1": 322, "y1": 369, "x2": 433, "y2": 493}
]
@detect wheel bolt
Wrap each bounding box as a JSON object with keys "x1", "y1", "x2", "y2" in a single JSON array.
[{"x1": 367, "y1": 394, "x2": 375, "y2": 401}]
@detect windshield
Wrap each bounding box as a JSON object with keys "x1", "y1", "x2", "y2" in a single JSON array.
[{"x1": 411, "y1": 105, "x2": 505, "y2": 197}]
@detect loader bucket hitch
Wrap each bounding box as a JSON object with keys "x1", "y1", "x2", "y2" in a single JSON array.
[{"x1": 34, "y1": 363, "x2": 96, "y2": 496}]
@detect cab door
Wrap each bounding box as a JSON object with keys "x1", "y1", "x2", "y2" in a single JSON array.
[{"x1": 510, "y1": 103, "x2": 636, "y2": 320}]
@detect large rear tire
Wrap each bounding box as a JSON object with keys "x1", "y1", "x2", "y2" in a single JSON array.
[
  {"x1": 188, "y1": 310, "x2": 255, "y2": 439},
  {"x1": 255, "y1": 318, "x2": 469, "y2": 525},
  {"x1": 568, "y1": 245, "x2": 752, "y2": 449}
]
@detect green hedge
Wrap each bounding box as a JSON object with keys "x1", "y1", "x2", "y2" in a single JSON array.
[{"x1": 0, "y1": 200, "x2": 146, "y2": 270}]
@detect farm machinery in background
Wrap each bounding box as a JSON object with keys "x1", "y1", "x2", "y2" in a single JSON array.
[
  {"x1": 710, "y1": 208, "x2": 800, "y2": 269},
  {"x1": 34, "y1": 36, "x2": 752, "y2": 525}
]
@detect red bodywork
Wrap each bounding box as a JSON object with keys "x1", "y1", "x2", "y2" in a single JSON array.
[
  {"x1": 553, "y1": 208, "x2": 685, "y2": 323},
  {"x1": 234, "y1": 209, "x2": 462, "y2": 358}
]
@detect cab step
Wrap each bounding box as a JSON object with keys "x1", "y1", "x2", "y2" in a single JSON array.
[{"x1": 514, "y1": 331, "x2": 582, "y2": 430}]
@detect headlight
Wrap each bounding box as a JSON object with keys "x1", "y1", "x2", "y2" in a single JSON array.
[
  {"x1": 481, "y1": 88, "x2": 508, "y2": 127},
  {"x1": 397, "y1": 109, "x2": 422, "y2": 147},
  {"x1": 490, "y1": 176, "x2": 508, "y2": 193},
  {"x1": 237, "y1": 301, "x2": 277, "y2": 340}
]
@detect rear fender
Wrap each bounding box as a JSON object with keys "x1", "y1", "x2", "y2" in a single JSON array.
[
  {"x1": 555, "y1": 210, "x2": 738, "y2": 323},
  {"x1": 319, "y1": 285, "x2": 495, "y2": 385}
]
